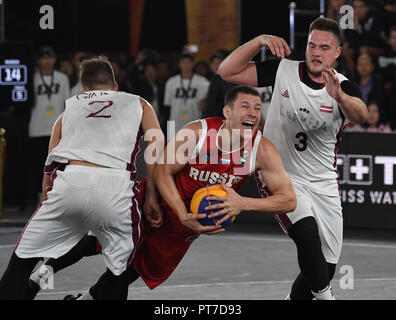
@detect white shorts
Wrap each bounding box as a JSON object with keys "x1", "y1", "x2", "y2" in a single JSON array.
[
  {"x1": 275, "y1": 183, "x2": 343, "y2": 264},
  {"x1": 15, "y1": 165, "x2": 143, "y2": 276}
]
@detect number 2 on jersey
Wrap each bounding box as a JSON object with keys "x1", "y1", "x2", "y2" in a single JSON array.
[
  {"x1": 86, "y1": 100, "x2": 113, "y2": 118},
  {"x1": 294, "y1": 132, "x2": 308, "y2": 151}
]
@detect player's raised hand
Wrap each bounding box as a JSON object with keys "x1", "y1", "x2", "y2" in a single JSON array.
[
  {"x1": 205, "y1": 183, "x2": 244, "y2": 225},
  {"x1": 257, "y1": 35, "x2": 291, "y2": 59},
  {"x1": 323, "y1": 66, "x2": 342, "y2": 101}
]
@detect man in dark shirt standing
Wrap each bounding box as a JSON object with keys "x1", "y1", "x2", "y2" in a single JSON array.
[{"x1": 218, "y1": 18, "x2": 368, "y2": 300}]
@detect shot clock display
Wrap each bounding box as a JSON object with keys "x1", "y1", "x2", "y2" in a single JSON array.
[
  {"x1": 0, "y1": 63, "x2": 27, "y2": 85},
  {"x1": 0, "y1": 42, "x2": 33, "y2": 115},
  {"x1": 0, "y1": 62, "x2": 28, "y2": 101}
]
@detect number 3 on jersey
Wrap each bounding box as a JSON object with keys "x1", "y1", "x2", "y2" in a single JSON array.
[
  {"x1": 294, "y1": 132, "x2": 308, "y2": 151},
  {"x1": 86, "y1": 100, "x2": 113, "y2": 118}
]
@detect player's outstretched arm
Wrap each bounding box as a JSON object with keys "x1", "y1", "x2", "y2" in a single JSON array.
[
  {"x1": 154, "y1": 121, "x2": 224, "y2": 234},
  {"x1": 206, "y1": 138, "x2": 296, "y2": 225},
  {"x1": 322, "y1": 67, "x2": 368, "y2": 124},
  {"x1": 218, "y1": 35, "x2": 291, "y2": 86},
  {"x1": 141, "y1": 97, "x2": 166, "y2": 228}
]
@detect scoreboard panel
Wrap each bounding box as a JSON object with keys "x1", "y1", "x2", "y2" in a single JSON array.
[
  {"x1": 0, "y1": 42, "x2": 34, "y2": 205},
  {"x1": 0, "y1": 42, "x2": 33, "y2": 118}
]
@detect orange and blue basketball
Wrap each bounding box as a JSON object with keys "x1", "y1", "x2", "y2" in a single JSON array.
[{"x1": 190, "y1": 184, "x2": 235, "y2": 228}]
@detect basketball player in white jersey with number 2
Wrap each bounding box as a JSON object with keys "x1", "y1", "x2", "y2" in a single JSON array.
[{"x1": 0, "y1": 56, "x2": 164, "y2": 300}]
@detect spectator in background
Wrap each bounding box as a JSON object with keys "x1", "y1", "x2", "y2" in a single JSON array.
[
  {"x1": 193, "y1": 61, "x2": 211, "y2": 80},
  {"x1": 156, "y1": 61, "x2": 170, "y2": 125},
  {"x1": 70, "y1": 54, "x2": 94, "y2": 96},
  {"x1": 381, "y1": 0, "x2": 396, "y2": 38},
  {"x1": 58, "y1": 59, "x2": 74, "y2": 85},
  {"x1": 204, "y1": 50, "x2": 234, "y2": 118},
  {"x1": 326, "y1": 0, "x2": 351, "y2": 75},
  {"x1": 362, "y1": 101, "x2": 392, "y2": 132},
  {"x1": 164, "y1": 53, "x2": 209, "y2": 135},
  {"x1": 205, "y1": 76, "x2": 235, "y2": 118},
  {"x1": 385, "y1": 0, "x2": 396, "y2": 12},
  {"x1": 156, "y1": 61, "x2": 170, "y2": 86},
  {"x1": 343, "y1": 0, "x2": 386, "y2": 77},
  {"x1": 385, "y1": 77, "x2": 396, "y2": 130},
  {"x1": 354, "y1": 54, "x2": 388, "y2": 116},
  {"x1": 134, "y1": 63, "x2": 166, "y2": 128},
  {"x1": 70, "y1": 51, "x2": 87, "y2": 88},
  {"x1": 378, "y1": 25, "x2": 396, "y2": 84},
  {"x1": 129, "y1": 49, "x2": 158, "y2": 93},
  {"x1": 209, "y1": 51, "x2": 226, "y2": 76},
  {"x1": 110, "y1": 60, "x2": 132, "y2": 93},
  {"x1": 26, "y1": 46, "x2": 70, "y2": 207}
]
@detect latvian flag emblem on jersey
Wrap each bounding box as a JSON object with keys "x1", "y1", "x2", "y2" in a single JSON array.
[{"x1": 320, "y1": 105, "x2": 333, "y2": 113}]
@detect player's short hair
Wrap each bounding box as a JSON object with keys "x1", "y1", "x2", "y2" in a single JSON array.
[
  {"x1": 225, "y1": 85, "x2": 261, "y2": 108},
  {"x1": 309, "y1": 18, "x2": 341, "y2": 45},
  {"x1": 80, "y1": 56, "x2": 116, "y2": 90}
]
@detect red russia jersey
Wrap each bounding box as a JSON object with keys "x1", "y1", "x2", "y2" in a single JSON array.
[{"x1": 165, "y1": 117, "x2": 262, "y2": 211}]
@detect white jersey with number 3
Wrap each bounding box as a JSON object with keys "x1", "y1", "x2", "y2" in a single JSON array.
[
  {"x1": 46, "y1": 90, "x2": 143, "y2": 170},
  {"x1": 263, "y1": 59, "x2": 348, "y2": 196}
]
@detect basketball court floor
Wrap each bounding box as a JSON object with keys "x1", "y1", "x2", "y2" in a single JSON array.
[{"x1": 0, "y1": 222, "x2": 395, "y2": 300}]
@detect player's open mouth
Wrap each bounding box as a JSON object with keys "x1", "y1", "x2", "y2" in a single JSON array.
[
  {"x1": 312, "y1": 59, "x2": 322, "y2": 65},
  {"x1": 242, "y1": 121, "x2": 255, "y2": 130}
]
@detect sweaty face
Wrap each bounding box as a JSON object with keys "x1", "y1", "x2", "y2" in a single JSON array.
[
  {"x1": 306, "y1": 30, "x2": 340, "y2": 77},
  {"x1": 225, "y1": 93, "x2": 262, "y2": 140}
]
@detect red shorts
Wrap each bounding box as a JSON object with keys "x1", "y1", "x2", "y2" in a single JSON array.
[
  {"x1": 96, "y1": 179, "x2": 198, "y2": 289},
  {"x1": 132, "y1": 207, "x2": 199, "y2": 289}
]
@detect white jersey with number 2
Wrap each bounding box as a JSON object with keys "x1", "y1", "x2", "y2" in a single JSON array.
[{"x1": 46, "y1": 90, "x2": 143, "y2": 170}]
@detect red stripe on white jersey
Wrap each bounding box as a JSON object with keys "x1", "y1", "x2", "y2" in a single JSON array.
[
  {"x1": 320, "y1": 105, "x2": 333, "y2": 113},
  {"x1": 127, "y1": 180, "x2": 145, "y2": 266}
]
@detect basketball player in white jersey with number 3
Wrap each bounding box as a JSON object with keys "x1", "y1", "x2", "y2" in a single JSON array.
[{"x1": 219, "y1": 18, "x2": 368, "y2": 300}]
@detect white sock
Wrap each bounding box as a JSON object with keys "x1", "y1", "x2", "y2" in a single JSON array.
[
  {"x1": 312, "y1": 285, "x2": 335, "y2": 300},
  {"x1": 77, "y1": 291, "x2": 94, "y2": 300}
]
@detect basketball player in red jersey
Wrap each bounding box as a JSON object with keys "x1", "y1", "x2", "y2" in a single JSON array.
[{"x1": 27, "y1": 85, "x2": 296, "y2": 300}]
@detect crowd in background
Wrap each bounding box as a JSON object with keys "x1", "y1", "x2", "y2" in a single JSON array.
[
  {"x1": 13, "y1": 0, "x2": 396, "y2": 208},
  {"x1": 327, "y1": 0, "x2": 396, "y2": 132},
  {"x1": 30, "y1": 0, "x2": 396, "y2": 186},
  {"x1": 35, "y1": 1, "x2": 396, "y2": 136}
]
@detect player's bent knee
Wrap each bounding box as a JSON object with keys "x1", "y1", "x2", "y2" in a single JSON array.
[{"x1": 289, "y1": 217, "x2": 322, "y2": 248}]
